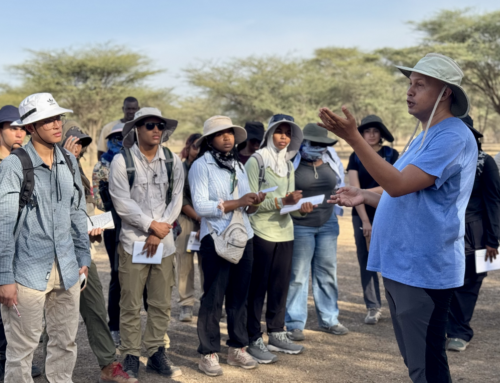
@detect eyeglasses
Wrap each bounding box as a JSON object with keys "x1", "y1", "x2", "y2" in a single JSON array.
[
  {"x1": 37, "y1": 115, "x2": 65, "y2": 130},
  {"x1": 269, "y1": 114, "x2": 294, "y2": 124},
  {"x1": 143, "y1": 122, "x2": 167, "y2": 131}
]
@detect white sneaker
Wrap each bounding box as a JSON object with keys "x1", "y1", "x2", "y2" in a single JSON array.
[
  {"x1": 198, "y1": 353, "x2": 223, "y2": 377},
  {"x1": 227, "y1": 347, "x2": 258, "y2": 369},
  {"x1": 365, "y1": 308, "x2": 382, "y2": 324}
]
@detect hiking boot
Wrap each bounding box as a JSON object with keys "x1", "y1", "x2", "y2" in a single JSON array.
[
  {"x1": 247, "y1": 337, "x2": 278, "y2": 364},
  {"x1": 199, "y1": 353, "x2": 223, "y2": 377},
  {"x1": 446, "y1": 338, "x2": 469, "y2": 352},
  {"x1": 179, "y1": 306, "x2": 193, "y2": 322},
  {"x1": 123, "y1": 354, "x2": 139, "y2": 379},
  {"x1": 111, "y1": 331, "x2": 121, "y2": 347},
  {"x1": 146, "y1": 346, "x2": 182, "y2": 378},
  {"x1": 267, "y1": 331, "x2": 304, "y2": 355},
  {"x1": 31, "y1": 365, "x2": 42, "y2": 378},
  {"x1": 287, "y1": 329, "x2": 305, "y2": 342},
  {"x1": 365, "y1": 308, "x2": 382, "y2": 325},
  {"x1": 227, "y1": 347, "x2": 258, "y2": 369},
  {"x1": 322, "y1": 323, "x2": 349, "y2": 335},
  {"x1": 99, "y1": 362, "x2": 137, "y2": 383}
]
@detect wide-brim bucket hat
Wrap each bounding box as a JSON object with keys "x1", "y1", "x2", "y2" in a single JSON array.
[
  {"x1": 62, "y1": 120, "x2": 93, "y2": 147},
  {"x1": 357, "y1": 115, "x2": 394, "y2": 143},
  {"x1": 11, "y1": 93, "x2": 73, "y2": 127},
  {"x1": 303, "y1": 123, "x2": 337, "y2": 145},
  {"x1": 106, "y1": 122, "x2": 125, "y2": 139},
  {"x1": 0, "y1": 105, "x2": 20, "y2": 125},
  {"x1": 260, "y1": 114, "x2": 303, "y2": 161},
  {"x1": 122, "y1": 107, "x2": 178, "y2": 148},
  {"x1": 395, "y1": 53, "x2": 469, "y2": 118},
  {"x1": 195, "y1": 116, "x2": 247, "y2": 148}
]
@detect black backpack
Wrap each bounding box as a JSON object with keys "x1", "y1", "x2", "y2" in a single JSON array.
[{"x1": 12, "y1": 144, "x2": 83, "y2": 223}]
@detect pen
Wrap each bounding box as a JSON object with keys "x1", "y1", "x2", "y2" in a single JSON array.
[{"x1": 12, "y1": 304, "x2": 21, "y2": 318}]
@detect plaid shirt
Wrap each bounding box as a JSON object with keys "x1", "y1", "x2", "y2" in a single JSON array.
[{"x1": 0, "y1": 141, "x2": 91, "y2": 291}]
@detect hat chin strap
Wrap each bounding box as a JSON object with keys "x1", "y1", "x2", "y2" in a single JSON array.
[{"x1": 401, "y1": 85, "x2": 448, "y2": 155}]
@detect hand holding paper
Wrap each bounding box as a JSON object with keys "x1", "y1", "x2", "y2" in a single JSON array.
[{"x1": 280, "y1": 195, "x2": 324, "y2": 215}]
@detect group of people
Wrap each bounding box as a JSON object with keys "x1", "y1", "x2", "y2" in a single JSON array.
[{"x1": 0, "y1": 51, "x2": 498, "y2": 383}]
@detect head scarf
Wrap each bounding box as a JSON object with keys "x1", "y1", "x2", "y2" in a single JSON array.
[
  {"x1": 102, "y1": 136, "x2": 123, "y2": 163},
  {"x1": 300, "y1": 140, "x2": 328, "y2": 162},
  {"x1": 255, "y1": 125, "x2": 290, "y2": 177}
]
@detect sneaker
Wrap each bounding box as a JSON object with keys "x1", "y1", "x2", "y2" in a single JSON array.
[
  {"x1": 365, "y1": 308, "x2": 382, "y2": 325},
  {"x1": 179, "y1": 306, "x2": 194, "y2": 322},
  {"x1": 99, "y1": 362, "x2": 137, "y2": 383},
  {"x1": 111, "y1": 331, "x2": 121, "y2": 347},
  {"x1": 247, "y1": 337, "x2": 278, "y2": 364},
  {"x1": 322, "y1": 323, "x2": 349, "y2": 335},
  {"x1": 287, "y1": 329, "x2": 305, "y2": 342},
  {"x1": 227, "y1": 347, "x2": 258, "y2": 369},
  {"x1": 123, "y1": 355, "x2": 139, "y2": 379},
  {"x1": 198, "y1": 353, "x2": 223, "y2": 377},
  {"x1": 146, "y1": 346, "x2": 182, "y2": 378},
  {"x1": 446, "y1": 338, "x2": 469, "y2": 352},
  {"x1": 267, "y1": 331, "x2": 304, "y2": 355}
]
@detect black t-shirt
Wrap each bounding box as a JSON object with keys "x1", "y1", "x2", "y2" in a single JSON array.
[{"x1": 346, "y1": 146, "x2": 399, "y2": 221}]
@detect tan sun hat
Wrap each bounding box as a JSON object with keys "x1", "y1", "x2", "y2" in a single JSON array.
[
  {"x1": 195, "y1": 116, "x2": 247, "y2": 148},
  {"x1": 395, "y1": 53, "x2": 469, "y2": 118},
  {"x1": 122, "y1": 107, "x2": 178, "y2": 148}
]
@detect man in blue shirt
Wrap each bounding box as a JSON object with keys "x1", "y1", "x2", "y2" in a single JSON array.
[
  {"x1": 0, "y1": 93, "x2": 91, "y2": 383},
  {"x1": 320, "y1": 53, "x2": 477, "y2": 383}
]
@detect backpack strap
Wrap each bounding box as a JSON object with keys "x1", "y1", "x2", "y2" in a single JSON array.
[
  {"x1": 11, "y1": 148, "x2": 35, "y2": 219},
  {"x1": 286, "y1": 161, "x2": 292, "y2": 193},
  {"x1": 162, "y1": 147, "x2": 174, "y2": 205},
  {"x1": 121, "y1": 146, "x2": 136, "y2": 188},
  {"x1": 251, "y1": 152, "x2": 266, "y2": 191},
  {"x1": 56, "y1": 144, "x2": 83, "y2": 209}
]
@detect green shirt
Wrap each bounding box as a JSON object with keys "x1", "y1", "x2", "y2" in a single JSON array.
[{"x1": 245, "y1": 156, "x2": 296, "y2": 242}]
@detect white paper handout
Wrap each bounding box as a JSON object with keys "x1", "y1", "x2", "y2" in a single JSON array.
[
  {"x1": 187, "y1": 231, "x2": 201, "y2": 252},
  {"x1": 132, "y1": 242, "x2": 164, "y2": 264},
  {"x1": 280, "y1": 194, "x2": 325, "y2": 215},
  {"x1": 260, "y1": 186, "x2": 278, "y2": 194},
  {"x1": 475, "y1": 248, "x2": 500, "y2": 273},
  {"x1": 87, "y1": 212, "x2": 115, "y2": 231}
]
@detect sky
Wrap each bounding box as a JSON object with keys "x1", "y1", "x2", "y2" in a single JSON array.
[{"x1": 0, "y1": 0, "x2": 498, "y2": 95}]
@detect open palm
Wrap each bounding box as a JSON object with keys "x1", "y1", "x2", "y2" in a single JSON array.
[{"x1": 328, "y1": 187, "x2": 365, "y2": 207}]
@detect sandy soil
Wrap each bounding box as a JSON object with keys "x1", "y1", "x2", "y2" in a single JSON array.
[{"x1": 31, "y1": 208, "x2": 500, "y2": 383}]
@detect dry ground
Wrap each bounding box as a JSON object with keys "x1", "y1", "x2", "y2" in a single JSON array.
[{"x1": 30, "y1": 208, "x2": 500, "y2": 383}]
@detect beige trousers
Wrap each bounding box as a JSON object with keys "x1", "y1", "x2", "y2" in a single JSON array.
[
  {"x1": 174, "y1": 214, "x2": 203, "y2": 306},
  {"x1": 118, "y1": 242, "x2": 175, "y2": 357},
  {"x1": 1, "y1": 262, "x2": 80, "y2": 383}
]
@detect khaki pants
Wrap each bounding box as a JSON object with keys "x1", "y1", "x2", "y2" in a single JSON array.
[
  {"x1": 175, "y1": 214, "x2": 203, "y2": 306},
  {"x1": 118, "y1": 243, "x2": 175, "y2": 357},
  {"x1": 1, "y1": 262, "x2": 80, "y2": 383}
]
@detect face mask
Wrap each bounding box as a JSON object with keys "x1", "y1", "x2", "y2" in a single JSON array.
[
  {"x1": 107, "y1": 139, "x2": 123, "y2": 155},
  {"x1": 300, "y1": 140, "x2": 327, "y2": 162}
]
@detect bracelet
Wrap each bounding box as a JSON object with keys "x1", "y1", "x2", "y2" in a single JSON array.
[
  {"x1": 217, "y1": 199, "x2": 225, "y2": 214},
  {"x1": 274, "y1": 197, "x2": 280, "y2": 210},
  {"x1": 252, "y1": 203, "x2": 261, "y2": 207}
]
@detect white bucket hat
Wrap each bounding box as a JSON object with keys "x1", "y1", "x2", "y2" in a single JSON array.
[
  {"x1": 195, "y1": 116, "x2": 247, "y2": 148},
  {"x1": 122, "y1": 107, "x2": 178, "y2": 148},
  {"x1": 11, "y1": 93, "x2": 73, "y2": 127},
  {"x1": 260, "y1": 114, "x2": 303, "y2": 161},
  {"x1": 395, "y1": 53, "x2": 469, "y2": 118},
  {"x1": 105, "y1": 122, "x2": 125, "y2": 139}
]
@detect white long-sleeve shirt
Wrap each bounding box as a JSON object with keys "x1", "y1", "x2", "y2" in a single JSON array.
[{"x1": 109, "y1": 144, "x2": 184, "y2": 257}]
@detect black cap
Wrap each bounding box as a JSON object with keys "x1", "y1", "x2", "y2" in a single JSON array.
[
  {"x1": 460, "y1": 115, "x2": 483, "y2": 140},
  {"x1": 62, "y1": 120, "x2": 92, "y2": 147},
  {"x1": 244, "y1": 121, "x2": 265, "y2": 142}
]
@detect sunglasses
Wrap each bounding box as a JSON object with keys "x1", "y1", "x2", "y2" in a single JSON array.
[
  {"x1": 270, "y1": 114, "x2": 294, "y2": 124},
  {"x1": 143, "y1": 122, "x2": 167, "y2": 131}
]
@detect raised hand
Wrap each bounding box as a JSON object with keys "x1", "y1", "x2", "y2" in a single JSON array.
[
  {"x1": 327, "y1": 186, "x2": 365, "y2": 207},
  {"x1": 318, "y1": 106, "x2": 359, "y2": 143}
]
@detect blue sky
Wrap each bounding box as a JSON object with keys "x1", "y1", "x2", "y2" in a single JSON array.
[{"x1": 1, "y1": 1, "x2": 498, "y2": 94}]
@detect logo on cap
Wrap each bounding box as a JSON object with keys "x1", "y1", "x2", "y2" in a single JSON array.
[{"x1": 47, "y1": 98, "x2": 56, "y2": 105}]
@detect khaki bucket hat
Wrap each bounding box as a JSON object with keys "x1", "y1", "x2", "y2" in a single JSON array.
[
  {"x1": 122, "y1": 107, "x2": 178, "y2": 148},
  {"x1": 395, "y1": 53, "x2": 469, "y2": 118},
  {"x1": 195, "y1": 116, "x2": 247, "y2": 148}
]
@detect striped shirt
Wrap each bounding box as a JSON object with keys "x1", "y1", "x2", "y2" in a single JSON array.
[
  {"x1": 0, "y1": 140, "x2": 91, "y2": 291},
  {"x1": 189, "y1": 151, "x2": 254, "y2": 241}
]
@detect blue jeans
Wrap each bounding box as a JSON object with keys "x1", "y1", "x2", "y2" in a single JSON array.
[{"x1": 285, "y1": 213, "x2": 340, "y2": 330}]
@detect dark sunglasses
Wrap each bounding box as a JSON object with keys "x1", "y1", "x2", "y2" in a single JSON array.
[
  {"x1": 143, "y1": 122, "x2": 167, "y2": 131},
  {"x1": 270, "y1": 114, "x2": 294, "y2": 124}
]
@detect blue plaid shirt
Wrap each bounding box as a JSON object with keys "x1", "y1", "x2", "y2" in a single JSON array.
[{"x1": 0, "y1": 141, "x2": 91, "y2": 291}]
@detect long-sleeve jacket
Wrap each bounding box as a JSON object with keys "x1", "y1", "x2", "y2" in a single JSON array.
[
  {"x1": 109, "y1": 144, "x2": 184, "y2": 257},
  {"x1": 0, "y1": 141, "x2": 91, "y2": 291}
]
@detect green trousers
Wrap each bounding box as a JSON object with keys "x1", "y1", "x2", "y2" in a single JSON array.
[{"x1": 43, "y1": 260, "x2": 116, "y2": 369}]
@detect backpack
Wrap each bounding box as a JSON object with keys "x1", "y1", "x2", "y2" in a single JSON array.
[
  {"x1": 251, "y1": 152, "x2": 293, "y2": 193},
  {"x1": 98, "y1": 146, "x2": 181, "y2": 254},
  {"x1": 12, "y1": 144, "x2": 83, "y2": 224}
]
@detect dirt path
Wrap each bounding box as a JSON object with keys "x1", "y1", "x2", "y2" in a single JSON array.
[{"x1": 32, "y1": 209, "x2": 500, "y2": 382}]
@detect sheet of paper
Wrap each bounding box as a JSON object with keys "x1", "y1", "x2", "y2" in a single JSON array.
[
  {"x1": 132, "y1": 242, "x2": 164, "y2": 264},
  {"x1": 280, "y1": 194, "x2": 325, "y2": 215},
  {"x1": 475, "y1": 249, "x2": 500, "y2": 273},
  {"x1": 87, "y1": 211, "x2": 115, "y2": 231},
  {"x1": 186, "y1": 231, "x2": 201, "y2": 252},
  {"x1": 260, "y1": 186, "x2": 278, "y2": 193}
]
